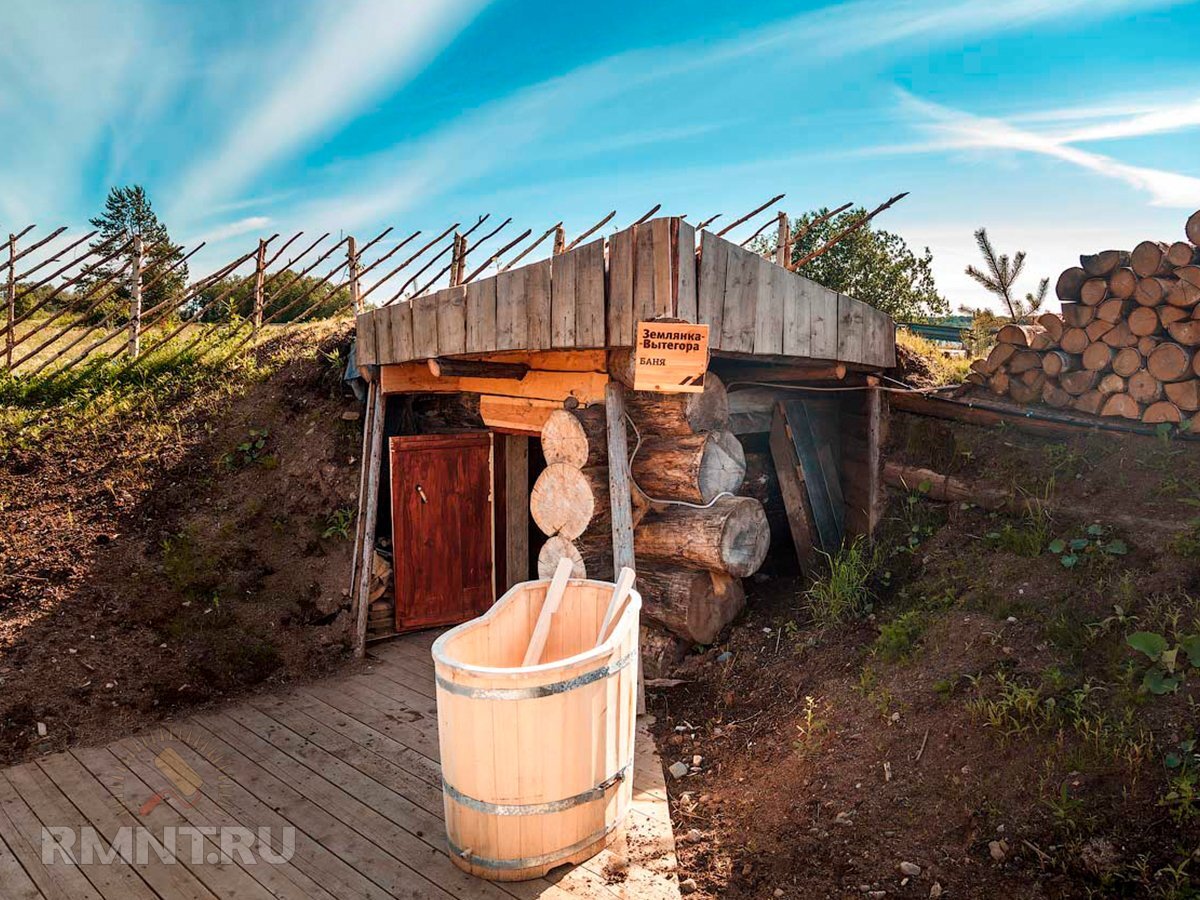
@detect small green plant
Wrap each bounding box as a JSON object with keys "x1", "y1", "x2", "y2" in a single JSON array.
[
  {"x1": 874, "y1": 610, "x2": 925, "y2": 662},
  {"x1": 792, "y1": 695, "x2": 827, "y2": 753},
  {"x1": 1047, "y1": 523, "x2": 1128, "y2": 569},
  {"x1": 983, "y1": 501, "x2": 1054, "y2": 557},
  {"x1": 222, "y1": 427, "x2": 270, "y2": 469},
  {"x1": 1169, "y1": 518, "x2": 1200, "y2": 560},
  {"x1": 1161, "y1": 739, "x2": 1200, "y2": 824},
  {"x1": 805, "y1": 537, "x2": 876, "y2": 625},
  {"x1": 898, "y1": 486, "x2": 938, "y2": 551},
  {"x1": 322, "y1": 507, "x2": 355, "y2": 540},
  {"x1": 1126, "y1": 631, "x2": 1200, "y2": 694}
]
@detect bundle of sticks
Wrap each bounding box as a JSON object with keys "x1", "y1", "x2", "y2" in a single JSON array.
[{"x1": 967, "y1": 209, "x2": 1200, "y2": 429}]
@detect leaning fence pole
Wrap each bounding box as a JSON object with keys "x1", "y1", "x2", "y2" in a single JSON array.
[
  {"x1": 5, "y1": 234, "x2": 16, "y2": 370},
  {"x1": 347, "y1": 236, "x2": 362, "y2": 314},
  {"x1": 253, "y1": 238, "x2": 267, "y2": 330},
  {"x1": 127, "y1": 235, "x2": 144, "y2": 358}
]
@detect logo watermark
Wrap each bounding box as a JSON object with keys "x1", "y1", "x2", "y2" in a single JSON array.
[
  {"x1": 39, "y1": 724, "x2": 294, "y2": 867},
  {"x1": 42, "y1": 825, "x2": 295, "y2": 866}
]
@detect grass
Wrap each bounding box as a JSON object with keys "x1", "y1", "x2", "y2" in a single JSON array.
[
  {"x1": 895, "y1": 327, "x2": 973, "y2": 386},
  {"x1": 0, "y1": 319, "x2": 346, "y2": 457},
  {"x1": 805, "y1": 536, "x2": 877, "y2": 625}
]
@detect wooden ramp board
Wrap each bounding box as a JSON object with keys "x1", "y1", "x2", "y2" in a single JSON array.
[{"x1": 0, "y1": 631, "x2": 681, "y2": 900}]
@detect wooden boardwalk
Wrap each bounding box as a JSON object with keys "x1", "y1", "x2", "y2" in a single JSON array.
[{"x1": 0, "y1": 630, "x2": 680, "y2": 899}]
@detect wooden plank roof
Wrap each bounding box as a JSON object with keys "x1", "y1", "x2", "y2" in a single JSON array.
[{"x1": 356, "y1": 217, "x2": 895, "y2": 370}]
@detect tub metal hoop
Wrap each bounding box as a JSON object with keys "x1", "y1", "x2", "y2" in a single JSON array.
[
  {"x1": 443, "y1": 755, "x2": 633, "y2": 817},
  {"x1": 434, "y1": 649, "x2": 635, "y2": 700}
]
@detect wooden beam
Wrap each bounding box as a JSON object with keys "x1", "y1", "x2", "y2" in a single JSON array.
[
  {"x1": 479, "y1": 395, "x2": 561, "y2": 434},
  {"x1": 427, "y1": 357, "x2": 529, "y2": 380},
  {"x1": 381, "y1": 361, "x2": 607, "y2": 405},
  {"x1": 887, "y1": 388, "x2": 1200, "y2": 442},
  {"x1": 445, "y1": 348, "x2": 606, "y2": 371},
  {"x1": 353, "y1": 383, "x2": 386, "y2": 659}
]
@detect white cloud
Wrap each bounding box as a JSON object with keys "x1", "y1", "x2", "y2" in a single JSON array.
[
  {"x1": 190, "y1": 216, "x2": 272, "y2": 245},
  {"x1": 281, "y1": 0, "x2": 1189, "y2": 230},
  {"x1": 893, "y1": 91, "x2": 1200, "y2": 208},
  {"x1": 169, "y1": 0, "x2": 488, "y2": 219}
]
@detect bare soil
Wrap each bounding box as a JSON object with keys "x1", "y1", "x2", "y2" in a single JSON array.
[
  {"x1": 0, "y1": 324, "x2": 363, "y2": 765},
  {"x1": 652, "y1": 411, "x2": 1200, "y2": 899}
]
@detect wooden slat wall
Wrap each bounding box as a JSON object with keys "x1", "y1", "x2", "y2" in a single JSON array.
[
  {"x1": 574, "y1": 238, "x2": 606, "y2": 347},
  {"x1": 607, "y1": 226, "x2": 635, "y2": 346},
  {"x1": 356, "y1": 219, "x2": 895, "y2": 370}
]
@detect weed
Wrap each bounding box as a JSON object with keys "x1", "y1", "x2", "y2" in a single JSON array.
[
  {"x1": 1161, "y1": 739, "x2": 1200, "y2": 825},
  {"x1": 805, "y1": 537, "x2": 877, "y2": 625},
  {"x1": 1169, "y1": 519, "x2": 1200, "y2": 561},
  {"x1": 160, "y1": 528, "x2": 218, "y2": 599},
  {"x1": 1048, "y1": 523, "x2": 1128, "y2": 569},
  {"x1": 933, "y1": 676, "x2": 958, "y2": 699},
  {"x1": 321, "y1": 507, "x2": 355, "y2": 540},
  {"x1": 1043, "y1": 443, "x2": 1090, "y2": 480},
  {"x1": 1126, "y1": 630, "x2": 1200, "y2": 694},
  {"x1": 874, "y1": 610, "x2": 925, "y2": 662},
  {"x1": 792, "y1": 696, "x2": 827, "y2": 754},
  {"x1": 983, "y1": 499, "x2": 1054, "y2": 558},
  {"x1": 222, "y1": 427, "x2": 270, "y2": 469}
]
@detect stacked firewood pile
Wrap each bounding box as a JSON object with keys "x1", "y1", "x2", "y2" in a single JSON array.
[
  {"x1": 968, "y1": 210, "x2": 1200, "y2": 427},
  {"x1": 531, "y1": 370, "x2": 770, "y2": 646}
]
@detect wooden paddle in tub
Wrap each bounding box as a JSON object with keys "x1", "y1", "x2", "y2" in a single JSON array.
[
  {"x1": 522, "y1": 557, "x2": 575, "y2": 666},
  {"x1": 597, "y1": 567, "x2": 636, "y2": 645}
]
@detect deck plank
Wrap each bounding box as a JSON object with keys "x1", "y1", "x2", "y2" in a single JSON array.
[
  {"x1": 68, "y1": 748, "x2": 338, "y2": 900},
  {"x1": 0, "y1": 631, "x2": 679, "y2": 900},
  {"x1": 5, "y1": 761, "x2": 158, "y2": 900},
  {"x1": 109, "y1": 735, "x2": 385, "y2": 900},
  {"x1": 0, "y1": 822, "x2": 43, "y2": 900},
  {"x1": 183, "y1": 715, "x2": 456, "y2": 900},
  {"x1": 0, "y1": 772, "x2": 102, "y2": 900}
]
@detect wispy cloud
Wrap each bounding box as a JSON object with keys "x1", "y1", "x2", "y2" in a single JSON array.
[
  {"x1": 888, "y1": 91, "x2": 1200, "y2": 207},
  {"x1": 169, "y1": 0, "x2": 488, "y2": 219},
  {"x1": 189, "y1": 216, "x2": 272, "y2": 245},
  {"x1": 282, "y1": 0, "x2": 1187, "y2": 230}
]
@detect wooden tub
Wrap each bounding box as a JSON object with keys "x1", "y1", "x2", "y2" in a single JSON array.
[{"x1": 431, "y1": 577, "x2": 642, "y2": 881}]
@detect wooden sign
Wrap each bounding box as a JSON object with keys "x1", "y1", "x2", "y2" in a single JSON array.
[{"x1": 633, "y1": 322, "x2": 709, "y2": 393}]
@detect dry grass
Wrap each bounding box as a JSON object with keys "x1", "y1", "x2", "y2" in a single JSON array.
[{"x1": 895, "y1": 327, "x2": 973, "y2": 386}]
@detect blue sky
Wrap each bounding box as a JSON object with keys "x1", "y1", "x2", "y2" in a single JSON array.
[{"x1": 3, "y1": 0, "x2": 1199, "y2": 311}]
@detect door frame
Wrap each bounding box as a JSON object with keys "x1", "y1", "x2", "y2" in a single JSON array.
[{"x1": 389, "y1": 431, "x2": 494, "y2": 632}]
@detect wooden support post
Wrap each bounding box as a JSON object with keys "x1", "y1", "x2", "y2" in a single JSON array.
[
  {"x1": 775, "y1": 212, "x2": 789, "y2": 267},
  {"x1": 553, "y1": 225, "x2": 566, "y2": 255},
  {"x1": 5, "y1": 233, "x2": 15, "y2": 370},
  {"x1": 504, "y1": 434, "x2": 529, "y2": 588},
  {"x1": 865, "y1": 383, "x2": 886, "y2": 535},
  {"x1": 127, "y1": 234, "x2": 144, "y2": 358},
  {"x1": 252, "y1": 238, "x2": 267, "y2": 330},
  {"x1": 348, "y1": 375, "x2": 378, "y2": 601},
  {"x1": 604, "y1": 381, "x2": 643, "y2": 712},
  {"x1": 353, "y1": 381, "x2": 385, "y2": 658}
]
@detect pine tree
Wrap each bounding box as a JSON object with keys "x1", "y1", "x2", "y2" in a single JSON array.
[
  {"x1": 964, "y1": 228, "x2": 1047, "y2": 324},
  {"x1": 85, "y1": 186, "x2": 187, "y2": 322}
]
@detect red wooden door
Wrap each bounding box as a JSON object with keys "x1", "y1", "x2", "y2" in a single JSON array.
[{"x1": 391, "y1": 432, "x2": 494, "y2": 632}]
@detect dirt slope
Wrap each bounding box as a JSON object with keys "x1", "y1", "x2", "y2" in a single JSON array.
[
  {"x1": 653, "y1": 411, "x2": 1200, "y2": 899},
  {"x1": 0, "y1": 324, "x2": 362, "y2": 765}
]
